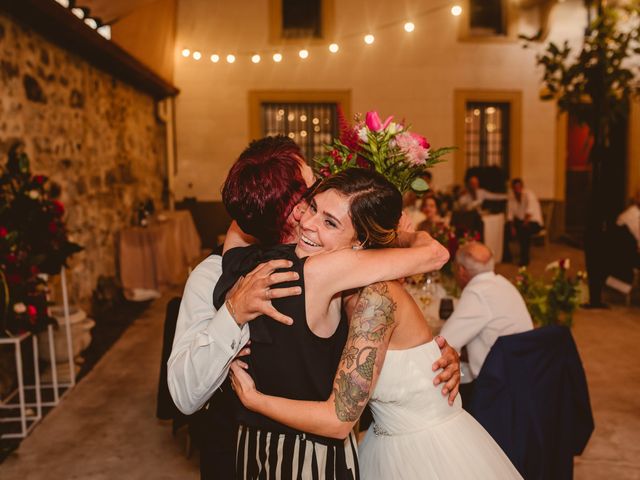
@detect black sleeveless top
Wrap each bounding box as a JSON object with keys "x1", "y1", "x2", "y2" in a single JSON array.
[{"x1": 213, "y1": 244, "x2": 349, "y2": 436}]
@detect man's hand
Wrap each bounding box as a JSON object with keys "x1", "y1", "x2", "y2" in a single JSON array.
[
  {"x1": 227, "y1": 259, "x2": 301, "y2": 326},
  {"x1": 431, "y1": 336, "x2": 461, "y2": 406}
]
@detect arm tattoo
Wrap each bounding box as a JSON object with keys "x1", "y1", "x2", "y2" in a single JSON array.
[{"x1": 333, "y1": 283, "x2": 396, "y2": 422}]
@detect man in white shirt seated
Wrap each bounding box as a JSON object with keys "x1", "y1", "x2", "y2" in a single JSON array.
[
  {"x1": 504, "y1": 178, "x2": 544, "y2": 266},
  {"x1": 440, "y1": 242, "x2": 534, "y2": 409},
  {"x1": 457, "y1": 175, "x2": 507, "y2": 211},
  {"x1": 608, "y1": 190, "x2": 640, "y2": 289}
]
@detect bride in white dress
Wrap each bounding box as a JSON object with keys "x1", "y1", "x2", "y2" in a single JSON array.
[{"x1": 230, "y1": 169, "x2": 522, "y2": 479}]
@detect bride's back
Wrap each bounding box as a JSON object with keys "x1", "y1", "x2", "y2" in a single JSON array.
[{"x1": 384, "y1": 280, "x2": 433, "y2": 351}]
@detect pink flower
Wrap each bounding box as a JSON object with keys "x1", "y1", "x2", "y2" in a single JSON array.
[
  {"x1": 52, "y1": 200, "x2": 65, "y2": 216},
  {"x1": 27, "y1": 305, "x2": 37, "y2": 317},
  {"x1": 395, "y1": 132, "x2": 430, "y2": 166},
  {"x1": 48, "y1": 221, "x2": 58, "y2": 234},
  {"x1": 365, "y1": 111, "x2": 393, "y2": 132},
  {"x1": 0, "y1": 227, "x2": 7, "y2": 238},
  {"x1": 409, "y1": 132, "x2": 430, "y2": 149}
]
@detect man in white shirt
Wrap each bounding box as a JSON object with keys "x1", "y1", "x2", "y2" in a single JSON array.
[
  {"x1": 616, "y1": 190, "x2": 640, "y2": 247},
  {"x1": 458, "y1": 175, "x2": 507, "y2": 211},
  {"x1": 440, "y1": 242, "x2": 534, "y2": 409},
  {"x1": 504, "y1": 178, "x2": 544, "y2": 266}
]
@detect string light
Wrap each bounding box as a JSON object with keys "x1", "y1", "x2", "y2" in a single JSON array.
[
  {"x1": 184, "y1": 4, "x2": 463, "y2": 64},
  {"x1": 84, "y1": 18, "x2": 98, "y2": 29},
  {"x1": 97, "y1": 25, "x2": 111, "y2": 40},
  {"x1": 71, "y1": 7, "x2": 85, "y2": 19}
]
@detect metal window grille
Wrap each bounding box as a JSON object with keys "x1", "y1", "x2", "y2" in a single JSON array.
[
  {"x1": 469, "y1": 0, "x2": 506, "y2": 36},
  {"x1": 282, "y1": 0, "x2": 322, "y2": 39},
  {"x1": 261, "y1": 103, "x2": 338, "y2": 163},
  {"x1": 464, "y1": 102, "x2": 510, "y2": 176}
]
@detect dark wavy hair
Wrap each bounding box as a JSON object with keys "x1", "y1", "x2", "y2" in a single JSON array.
[
  {"x1": 222, "y1": 136, "x2": 308, "y2": 246},
  {"x1": 312, "y1": 168, "x2": 402, "y2": 248}
]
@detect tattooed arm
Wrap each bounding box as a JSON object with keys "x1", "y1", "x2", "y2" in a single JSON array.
[{"x1": 229, "y1": 282, "x2": 397, "y2": 439}]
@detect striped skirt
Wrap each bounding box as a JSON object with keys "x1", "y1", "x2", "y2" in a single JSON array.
[{"x1": 236, "y1": 424, "x2": 360, "y2": 480}]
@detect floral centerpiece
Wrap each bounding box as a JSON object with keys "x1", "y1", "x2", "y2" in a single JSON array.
[
  {"x1": 0, "y1": 142, "x2": 82, "y2": 336},
  {"x1": 315, "y1": 110, "x2": 455, "y2": 193},
  {"x1": 515, "y1": 258, "x2": 585, "y2": 328}
]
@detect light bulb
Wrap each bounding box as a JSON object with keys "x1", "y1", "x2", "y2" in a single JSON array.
[
  {"x1": 298, "y1": 49, "x2": 309, "y2": 59},
  {"x1": 273, "y1": 53, "x2": 283, "y2": 62},
  {"x1": 451, "y1": 5, "x2": 462, "y2": 16},
  {"x1": 84, "y1": 18, "x2": 98, "y2": 29},
  {"x1": 192, "y1": 51, "x2": 202, "y2": 60},
  {"x1": 251, "y1": 54, "x2": 261, "y2": 64},
  {"x1": 71, "y1": 7, "x2": 85, "y2": 19},
  {"x1": 404, "y1": 22, "x2": 415, "y2": 33},
  {"x1": 210, "y1": 54, "x2": 220, "y2": 63},
  {"x1": 364, "y1": 34, "x2": 375, "y2": 45},
  {"x1": 226, "y1": 54, "x2": 236, "y2": 64},
  {"x1": 181, "y1": 48, "x2": 191, "y2": 58},
  {"x1": 329, "y1": 43, "x2": 339, "y2": 53}
]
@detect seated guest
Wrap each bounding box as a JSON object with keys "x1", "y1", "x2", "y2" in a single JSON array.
[
  {"x1": 457, "y1": 175, "x2": 507, "y2": 211},
  {"x1": 608, "y1": 190, "x2": 640, "y2": 288},
  {"x1": 403, "y1": 189, "x2": 426, "y2": 227},
  {"x1": 504, "y1": 178, "x2": 543, "y2": 266},
  {"x1": 440, "y1": 242, "x2": 534, "y2": 409},
  {"x1": 418, "y1": 194, "x2": 447, "y2": 233}
]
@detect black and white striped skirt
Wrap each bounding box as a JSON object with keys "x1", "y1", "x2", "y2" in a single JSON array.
[{"x1": 236, "y1": 424, "x2": 360, "y2": 480}]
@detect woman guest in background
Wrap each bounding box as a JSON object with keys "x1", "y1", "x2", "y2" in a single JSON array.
[
  {"x1": 230, "y1": 169, "x2": 522, "y2": 480},
  {"x1": 417, "y1": 194, "x2": 447, "y2": 233}
]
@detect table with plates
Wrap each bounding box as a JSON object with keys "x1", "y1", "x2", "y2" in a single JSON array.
[
  {"x1": 118, "y1": 210, "x2": 202, "y2": 301},
  {"x1": 404, "y1": 277, "x2": 455, "y2": 335}
]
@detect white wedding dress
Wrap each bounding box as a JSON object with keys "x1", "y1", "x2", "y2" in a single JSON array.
[{"x1": 359, "y1": 339, "x2": 523, "y2": 479}]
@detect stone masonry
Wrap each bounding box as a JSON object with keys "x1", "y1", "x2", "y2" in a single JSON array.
[{"x1": 0, "y1": 12, "x2": 167, "y2": 304}]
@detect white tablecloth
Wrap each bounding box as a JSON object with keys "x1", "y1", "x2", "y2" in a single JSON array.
[{"x1": 482, "y1": 213, "x2": 505, "y2": 261}]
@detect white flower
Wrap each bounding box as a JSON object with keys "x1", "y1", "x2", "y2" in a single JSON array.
[
  {"x1": 545, "y1": 260, "x2": 560, "y2": 271},
  {"x1": 29, "y1": 190, "x2": 40, "y2": 199},
  {"x1": 387, "y1": 122, "x2": 401, "y2": 135},
  {"x1": 357, "y1": 127, "x2": 369, "y2": 143},
  {"x1": 13, "y1": 302, "x2": 26, "y2": 314},
  {"x1": 559, "y1": 258, "x2": 571, "y2": 270}
]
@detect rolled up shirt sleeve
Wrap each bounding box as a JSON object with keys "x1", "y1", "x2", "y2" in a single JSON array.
[{"x1": 167, "y1": 255, "x2": 250, "y2": 414}]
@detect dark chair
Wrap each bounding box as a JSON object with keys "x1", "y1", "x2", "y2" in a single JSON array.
[
  {"x1": 451, "y1": 210, "x2": 484, "y2": 241},
  {"x1": 156, "y1": 297, "x2": 192, "y2": 437},
  {"x1": 469, "y1": 326, "x2": 594, "y2": 480}
]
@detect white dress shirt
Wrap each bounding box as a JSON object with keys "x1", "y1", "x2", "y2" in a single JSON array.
[
  {"x1": 617, "y1": 205, "x2": 640, "y2": 247},
  {"x1": 458, "y1": 189, "x2": 507, "y2": 211},
  {"x1": 440, "y1": 271, "x2": 533, "y2": 379},
  {"x1": 167, "y1": 255, "x2": 250, "y2": 414},
  {"x1": 507, "y1": 189, "x2": 544, "y2": 226}
]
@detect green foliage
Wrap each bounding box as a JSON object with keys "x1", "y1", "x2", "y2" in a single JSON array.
[
  {"x1": 532, "y1": 2, "x2": 640, "y2": 145},
  {"x1": 514, "y1": 261, "x2": 584, "y2": 327}
]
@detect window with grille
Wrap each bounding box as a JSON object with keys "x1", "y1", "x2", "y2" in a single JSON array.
[
  {"x1": 282, "y1": 0, "x2": 322, "y2": 39},
  {"x1": 261, "y1": 103, "x2": 338, "y2": 163},
  {"x1": 464, "y1": 102, "x2": 510, "y2": 176},
  {"x1": 469, "y1": 0, "x2": 506, "y2": 36}
]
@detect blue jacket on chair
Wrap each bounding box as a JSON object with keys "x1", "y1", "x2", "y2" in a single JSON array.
[{"x1": 469, "y1": 325, "x2": 594, "y2": 480}]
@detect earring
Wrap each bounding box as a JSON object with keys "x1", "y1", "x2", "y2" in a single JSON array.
[{"x1": 352, "y1": 244, "x2": 362, "y2": 250}]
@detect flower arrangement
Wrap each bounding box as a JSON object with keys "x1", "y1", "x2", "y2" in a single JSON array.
[
  {"x1": 315, "y1": 110, "x2": 455, "y2": 193},
  {"x1": 0, "y1": 142, "x2": 82, "y2": 336},
  {"x1": 514, "y1": 258, "x2": 585, "y2": 328}
]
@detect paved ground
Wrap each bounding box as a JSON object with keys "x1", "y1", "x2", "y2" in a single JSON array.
[{"x1": 0, "y1": 242, "x2": 638, "y2": 479}]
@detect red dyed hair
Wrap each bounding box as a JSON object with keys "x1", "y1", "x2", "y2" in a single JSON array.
[{"x1": 222, "y1": 136, "x2": 308, "y2": 246}]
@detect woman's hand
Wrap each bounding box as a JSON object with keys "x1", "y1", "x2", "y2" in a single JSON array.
[
  {"x1": 397, "y1": 211, "x2": 415, "y2": 233},
  {"x1": 229, "y1": 360, "x2": 261, "y2": 410}
]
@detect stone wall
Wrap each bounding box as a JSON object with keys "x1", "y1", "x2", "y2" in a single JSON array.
[{"x1": 0, "y1": 12, "x2": 167, "y2": 304}]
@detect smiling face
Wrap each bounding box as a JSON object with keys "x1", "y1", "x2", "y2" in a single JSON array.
[
  {"x1": 422, "y1": 197, "x2": 438, "y2": 220},
  {"x1": 294, "y1": 189, "x2": 359, "y2": 257}
]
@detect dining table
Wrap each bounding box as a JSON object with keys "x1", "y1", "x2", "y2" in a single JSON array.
[{"x1": 118, "y1": 210, "x2": 202, "y2": 301}]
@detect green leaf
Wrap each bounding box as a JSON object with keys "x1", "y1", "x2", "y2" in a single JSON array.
[{"x1": 411, "y1": 177, "x2": 429, "y2": 192}]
